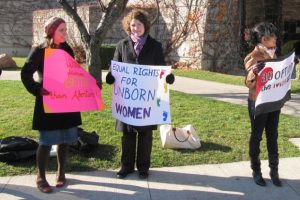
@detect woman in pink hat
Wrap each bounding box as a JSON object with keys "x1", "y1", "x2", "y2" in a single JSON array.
[{"x1": 21, "y1": 17, "x2": 82, "y2": 193}]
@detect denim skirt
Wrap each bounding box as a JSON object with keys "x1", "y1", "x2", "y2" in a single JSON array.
[{"x1": 38, "y1": 127, "x2": 78, "y2": 145}]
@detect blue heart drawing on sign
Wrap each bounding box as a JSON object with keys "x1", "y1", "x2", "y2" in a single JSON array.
[{"x1": 163, "y1": 111, "x2": 168, "y2": 121}]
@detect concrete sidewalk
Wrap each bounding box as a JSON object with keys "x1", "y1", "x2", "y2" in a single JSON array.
[
  {"x1": 1, "y1": 157, "x2": 300, "y2": 200},
  {"x1": 1, "y1": 70, "x2": 300, "y2": 199}
]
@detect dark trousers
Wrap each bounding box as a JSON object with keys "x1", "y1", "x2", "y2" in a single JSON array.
[
  {"x1": 121, "y1": 129, "x2": 153, "y2": 172},
  {"x1": 248, "y1": 100, "x2": 280, "y2": 160}
]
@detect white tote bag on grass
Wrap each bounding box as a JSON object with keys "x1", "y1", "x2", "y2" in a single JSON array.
[{"x1": 160, "y1": 124, "x2": 201, "y2": 149}]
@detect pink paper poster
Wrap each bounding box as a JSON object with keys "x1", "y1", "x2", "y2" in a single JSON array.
[{"x1": 43, "y1": 48, "x2": 104, "y2": 113}]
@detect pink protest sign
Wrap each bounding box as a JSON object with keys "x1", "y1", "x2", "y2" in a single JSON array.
[{"x1": 43, "y1": 48, "x2": 104, "y2": 113}]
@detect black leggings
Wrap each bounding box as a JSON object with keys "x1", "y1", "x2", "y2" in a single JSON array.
[{"x1": 248, "y1": 99, "x2": 280, "y2": 159}]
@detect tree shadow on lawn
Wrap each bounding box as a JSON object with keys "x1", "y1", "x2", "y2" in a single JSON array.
[
  {"x1": 69, "y1": 143, "x2": 117, "y2": 159},
  {"x1": 173, "y1": 141, "x2": 232, "y2": 153},
  {"x1": 292, "y1": 88, "x2": 300, "y2": 94}
]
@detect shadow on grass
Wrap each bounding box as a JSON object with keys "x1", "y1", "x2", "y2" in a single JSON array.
[
  {"x1": 292, "y1": 88, "x2": 300, "y2": 94},
  {"x1": 70, "y1": 144, "x2": 117, "y2": 160},
  {"x1": 174, "y1": 141, "x2": 231, "y2": 153},
  {"x1": 1, "y1": 156, "x2": 36, "y2": 168},
  {"x1": 1, "y1": 144, "x2": 118, "y2": 172}
]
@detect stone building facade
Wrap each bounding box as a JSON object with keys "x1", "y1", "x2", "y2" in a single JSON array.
[
  {"x1": 31, "y1": 0, "x2": 241, "y2": 73},
  {"x1": 1, "y1": 0, "x2": 300, "y2": 73},
  {"x1": 0, "y1": 0, "x2": 91, "y2": 56},
  {"x1": 245, "y1": 0, "x2": 300, "y2": 29},
  {"x1": 244, "y1": 0, "x2": 300, "y2": 55}
]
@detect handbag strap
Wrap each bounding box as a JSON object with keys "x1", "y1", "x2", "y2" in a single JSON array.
[{"x1": 172, "y1": 127, "x2": 190, "y2": 143}]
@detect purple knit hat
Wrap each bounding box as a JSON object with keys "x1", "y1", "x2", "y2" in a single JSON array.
[{"x1": 44, "y1": 17, "x2": 65, "y2": 38}]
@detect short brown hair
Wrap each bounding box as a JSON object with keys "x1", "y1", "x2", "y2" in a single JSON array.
[{"x1": 122, "y1": 9, "x2": 150, "y2": 35}]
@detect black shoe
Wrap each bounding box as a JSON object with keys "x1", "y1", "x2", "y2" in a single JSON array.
[
  {"x1": 139, "y1": 171, "x2": 149, "y2": 179},
  {"x1": 270, "y1": 172, "x2": 282, "y2": 187},
  {"x1": 116, "y1": 169, "x2": 134, "y2": 179},
  {"x1": 252, "y1": 171, "x2": 266, "y2": 186}
]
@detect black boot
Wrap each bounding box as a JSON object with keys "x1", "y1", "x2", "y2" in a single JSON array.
[
  {"x1": 117, "y1": 167, "x2": 134, "y2": 179},
  {"x1": 269, "y1": 156, "x2": 282, "y2": 187},
  {"x1": 251, "y1": 157, "x2": 266, "y2": 186},
  {"x1": 117, "y1": 133, "x2": 136, "y2": 179}
]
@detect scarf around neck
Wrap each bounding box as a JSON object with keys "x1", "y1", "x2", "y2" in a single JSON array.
[
  {"x1": 257, "y1": 43, "x2": 276, "y2": 59},
  {"x1": 130, "y1": 33, "x2": 148, "y2": 56}
]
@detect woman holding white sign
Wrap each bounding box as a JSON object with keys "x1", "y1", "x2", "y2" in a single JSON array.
[
  {"x1": 106, "y1": 9, "x2": 175, "y2": 179},
  {"x1": 21, "y1": 17, "x2": 82, "y2": 193},
  {"x1": 244, "y1": 22, "x2": 282, "y2": 187}
]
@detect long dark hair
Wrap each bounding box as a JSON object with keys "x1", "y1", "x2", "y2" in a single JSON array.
[{"x1": 249, "y1": 22, "x2": 278, "y2": 45}]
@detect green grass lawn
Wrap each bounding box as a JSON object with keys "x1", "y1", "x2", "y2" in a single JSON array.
[
  {"x1": 173, "y1": 69, "x2": 300, "y2": 94},
  {"x1": 0, "y1": 81, "x2": 300, "y2": 176},
  {"x1": 12, "y1": 57, "x2": 26, "y2": 69}
]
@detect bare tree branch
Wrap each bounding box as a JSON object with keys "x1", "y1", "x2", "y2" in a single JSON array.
[
  {"x1": 98, "y1": 0, "x2": 107, "y2": 12},
  {"x1": 165, "y1": 0, "x2": 201, "y2": 55},
  {"x1": 151, "y1": 0, "x2": 160, "y2": 25},
  {"x1": 57, "y1": 0, "x2": 129, "y2": 82},
  {"x1": 73, "y1": 0, "x2": 77, "y2": 12},
  {"x1": 58, "y1": 0, "x2": 90, "y2": 46},
  {"x1": 94, "y1": 0, "x2": 129, "y2": 43}
]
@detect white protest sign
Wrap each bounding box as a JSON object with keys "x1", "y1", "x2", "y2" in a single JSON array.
[
  {"x1": 111, "y1": 61, "x2": 172, "y2": 126},
  {"x1": 255, "y1": 51, "x2": 295, "y2": 115}
]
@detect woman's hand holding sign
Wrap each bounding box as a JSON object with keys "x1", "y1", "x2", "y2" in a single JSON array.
[
  {"x1": 294, "y1": 56, "x2": 299, "y2": 65},
  {"x1": 253, "y1": 62, "x2": 265, "y2": 75},
  {"x1": 106, "y1": 71, "x2": 115, "y2": 84},
  {"x1": 166, "y1": 73, "x2": 175, "y2": 84}
]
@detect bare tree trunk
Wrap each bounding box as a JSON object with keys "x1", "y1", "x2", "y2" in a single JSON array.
[
  {"x1": 276, "y1": 0, "x2": 283, "y2": 56},
  {"x1": 87, "y1": 39, "x2": 102, "y2": 83},
  {"x1": 239, "y1": 0, "x2": 246, "y2": 57},
  {"x1": 89, "y1": 0, "x2": 128, "y2": 83},
  {"x1": 59, "y1": 0, "x2": 129, "y2": 84}
]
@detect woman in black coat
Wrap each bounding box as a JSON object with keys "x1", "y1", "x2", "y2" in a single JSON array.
[
  {"x1": 106, "y1": 9, "x2": 175, "y2": 179},
  {"x1": 21, "y1": 17, "x2": 81, "y2": 193}
]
